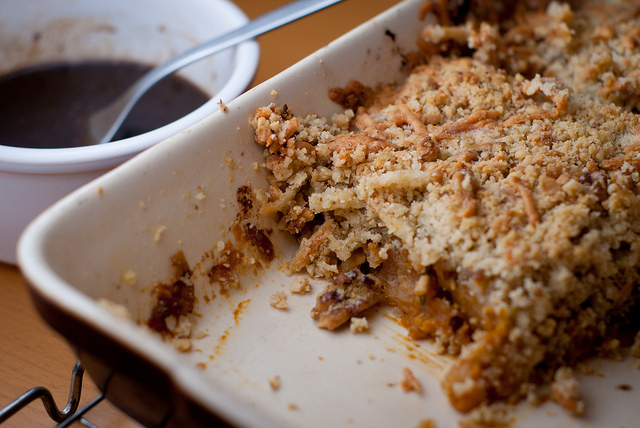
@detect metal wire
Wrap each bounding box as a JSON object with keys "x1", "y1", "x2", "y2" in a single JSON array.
[
  {"x1": 0, "y1": 360, "x2": 84, "y2": 424},
  {"x1": 0, "y1": 360, "x2": 113, "y2": 427},
  {"x1": 56, "y1": 392, "x2": 105, "y2": 428}
]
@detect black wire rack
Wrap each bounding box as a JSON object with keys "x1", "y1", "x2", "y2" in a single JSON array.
[{"x1": 0, "y1": 360, "x2": 113, "y2": 427}]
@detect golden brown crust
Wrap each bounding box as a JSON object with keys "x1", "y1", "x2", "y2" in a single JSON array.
[{"x1": 250, "y1": 0, "x2": 640, "y2": 415}]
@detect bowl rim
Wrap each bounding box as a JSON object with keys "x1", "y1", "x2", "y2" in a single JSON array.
[{"x1": 0, "y1": 0, "x2": 259, "y2": 175}]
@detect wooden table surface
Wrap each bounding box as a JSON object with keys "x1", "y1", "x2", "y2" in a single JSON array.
[{"x1": 0, "y1": 1, "x2": 398, "y2": 426}]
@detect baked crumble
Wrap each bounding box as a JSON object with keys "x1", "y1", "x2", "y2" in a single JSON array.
[
  {"x1": 350, "y1": 316, "x2": 370, "y2": 333},
  {"x1": 269, "y1": 290, "x2": 288, "y2": 309},
  {"x1": 401, "y1": 367, "x2": 423, "y2": 393},
  {"x1": 251, "y1": 0, "x2": 640, "y2": 415},
  {"x1": 269, "y1": 375, "x2": 281, "y2": 391},
  {"x1": 289, "y1": 276, "x2": 312, "y2": 294}
]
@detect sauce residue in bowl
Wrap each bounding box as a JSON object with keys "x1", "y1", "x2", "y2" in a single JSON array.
[{"x1": 0, "y1": 61, "x2": 211, "y2": 148}]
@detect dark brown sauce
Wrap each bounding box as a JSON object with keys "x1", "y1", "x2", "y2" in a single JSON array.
[{"x1": 0, "y1": 61, "x2": 210, "y2": 148}]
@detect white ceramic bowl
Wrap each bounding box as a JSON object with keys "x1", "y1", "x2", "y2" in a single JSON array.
[{"x1": 0, "y1": 0, "x2": 259, "y2": 264}]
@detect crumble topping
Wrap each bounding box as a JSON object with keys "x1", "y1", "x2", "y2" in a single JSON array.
[
  {"x1": 97, "y1": 297, "x2": 131, "y2": 320},
  {"x1": 416, "y1": 420, "x2": 438, "y2": 428},
  {"x1": 269, "y1": 375, "x2": 281, "y2": 391},
  {"x1": 458, "y1": 402, "x2": 512, "y2": 428},
  {"x1": 350, "y1": 317, "x2": 370, "y2": 333},
  {"x1": 289, "y1": 276, "x2": 312, "y2": 294},
  {"x1": 269, "y1": 290, "x2": 288, "y2": 309},
  {"x1": 120, "y1": 268, "x2": 137, "y2": 286},
  {"x1": 401, "y1": 367, "x2": 422, "y2": 393},
  {"x1": 550, "y1": 367, "x2": 585, "y2": 415},
  {"x1": 152, "y1": 224, "x2": 167, "y2": 242},
  {"x1": 250, "y1": 0, "x2": 640, "y2": 416},
  {"x1": 173, "y1": 338, "x2": 193, "y2": 353}
]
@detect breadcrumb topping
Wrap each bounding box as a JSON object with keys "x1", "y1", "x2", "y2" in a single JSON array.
[
  {"x1": 269, "y1": 375, "x2": 281, "y2": 391},
  {"x1": 250, "y1": 0, "x2": 640, "y2": 415},
  {"x1": 120, "y1": 268, "x2": 137, "y2": 286},
  {"x1": 289, "y1": 276, "x2": 312, "y2": 294},
  {"x1": 269, "y1": 290, "x2": 288, "y2": 309},
  {"x1": 350, "y1": 317, "x2": 369, "y2": 333},
  {"x1": 401, "y1": 367, "x2": 422, "y2": 393}
]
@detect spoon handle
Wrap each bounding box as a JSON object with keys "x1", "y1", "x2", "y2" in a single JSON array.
[{"x1": 94, "y1": 0, "x2": 344, "y2": 145}]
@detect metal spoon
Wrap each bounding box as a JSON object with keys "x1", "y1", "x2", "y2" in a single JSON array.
[{"x1": 90, "y1": 0, "x2": 344, "y2": 145}]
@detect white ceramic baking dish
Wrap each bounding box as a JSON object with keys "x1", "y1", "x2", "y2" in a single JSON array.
[{"x1": 17, "y1": 0, "x2": 640, "y2": 426}]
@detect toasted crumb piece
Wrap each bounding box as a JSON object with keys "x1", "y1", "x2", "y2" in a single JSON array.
[
  {"x1": 217, "y1": 99, "x2": 228, "y2": 112},
  {"x1": 287, "y1": 403, "x2": 298, "y2": 410},
  {"x1": 194, "y1": 330, "x2": 208, "y2": 339},
  {"x1": 400, "y1": 367, "x2": 422, "y2": 393},
  {"x1": 551, "y1": 367, "x2": 584, "y2": 415},
  {"x1": 120, "y1": 268, "x2": 137, "y2": 286},
  {"x1": 289, "y1": 276, "x2": 312, "y2": 294},
  {"x1": 269, "y1": 290, "x2": 288, "y2": 309},
  {"x1": 152, "y1": 225, "x2": 167, "y2": 242},
  {"x1": 269, "y1": 375, "x2": 281, "y2": 391},
  {"x1": 173, "y1": 338, "x2": 192, "y2": 353},
  {"x1": 350, "y1": 317, "x2": 369, "y2": 333},
  {"x1": 270, "y1": 89, "x2": 278, "y2": 98},
  {"x1": 174, "y1": 317, "x2": 193, "y2": 339},
  {"x1": 416, "y1": 419, "x2": 438, "y2": 428},
  {"x1": 459, "y1": 403, "x2": 511, "y2": 428},
  {"x1": 523, "y1": 382, "x2": 544, "y2": 406},
  {"x1": 163, "y1": 315, "x2": 193, "y2": 340},
  {"x1": 413, "y1": 275, "x2": 429, "y2": 297},
  {"x1": 96, "y1": 297, "x2": 131, "y2": 320}
]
